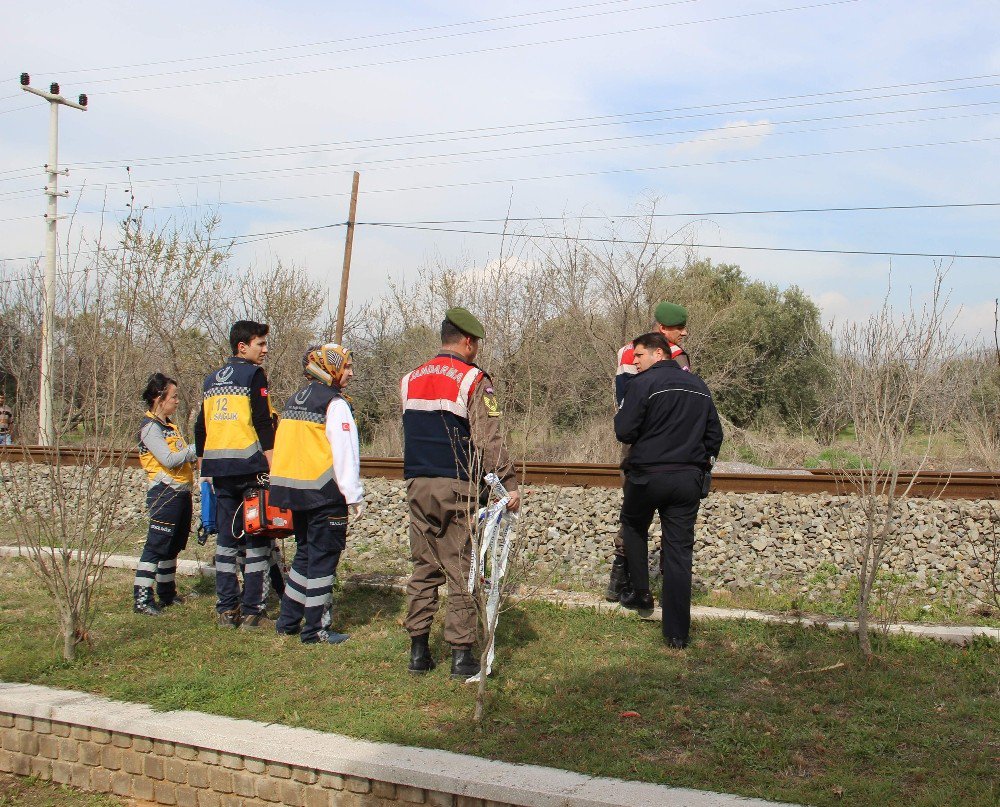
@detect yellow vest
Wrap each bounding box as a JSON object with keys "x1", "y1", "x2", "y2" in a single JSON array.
[
  {"x1": 270, "y1": 382, "x2": 342, "y2": 510},
  {"x1": 138, "y1": 413, "x2": 194, "y2": 488},
  {"x1": 201, "y1": 359, "x2": 267, "y2": 476}
]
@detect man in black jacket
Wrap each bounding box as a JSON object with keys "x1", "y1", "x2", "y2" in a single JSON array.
[{"x1": 613, "y1": 332, "x2": 724, "y2": 648}]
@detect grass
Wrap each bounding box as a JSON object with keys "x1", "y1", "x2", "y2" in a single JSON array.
[
  {"x1": 1, "y1": 559, "x2": 998, "y2": 807},
  {"x1": 0, "y1": 774, "x2": 124, "y2": 806},
  {"x1": 690, "y1": 575, "x2": 1000, "y2": 629}
]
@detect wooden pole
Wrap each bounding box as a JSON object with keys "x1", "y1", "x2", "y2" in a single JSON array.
[{"x1": 335, "y1": 171, "x2": 360, "y2": 343}]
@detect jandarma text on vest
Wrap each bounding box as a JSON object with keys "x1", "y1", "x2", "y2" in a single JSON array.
[{"x1": 408, "y1": 363, "x2": 469, "y2": 382}]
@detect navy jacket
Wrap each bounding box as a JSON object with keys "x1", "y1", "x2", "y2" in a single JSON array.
[{"x1": 614, "y1": 359, "x2": 723, "y2": 472}]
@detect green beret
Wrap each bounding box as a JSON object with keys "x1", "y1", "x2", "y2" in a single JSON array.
[
  {"x1": 654, "y1": 301, "x2": 688, "y2": 327},
  {"x1": 445, "y1": 306, "x2": 485, "y2": 339}
]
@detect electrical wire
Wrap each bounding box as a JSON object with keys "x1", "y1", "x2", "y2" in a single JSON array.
[
  {"x1": 3, "y1": 212, "x2": 996, "y2": 268},
  {"x1": 6, "y1": 130, "x2": 990, "y2": 212},
  {"x1": 358, "y1": 201, "x2": 1000, "y2": 225},
  {"x1": 360, "y1": 222, "x2": 1000, "y2": 260},
  {"x1": 29, "y1": 105, "x2": 997, "y2": 194},
  {"x1": 58, "y1": 0, "x2": 704, "y2": 86},
  {"x1": 5, "y1": 70, "x2": 998, "y2": 179},
  {"x1": 40, "y1": 0, "x2": 648, "y2": 75},
  {"x1": 6, "y1": 199, "x2": 1000, "y2": 229},
  {"x1": 93, "y1": 1, "x2": 863, "y2": 96},
  {"x1": 0, "y1": 221, "x2": 348, "y2": 269}
]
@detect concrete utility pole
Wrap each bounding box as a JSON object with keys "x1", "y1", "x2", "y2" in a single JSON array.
[
  {"x1": 20, "y1": 73, "x2": 88, "y2": 446},
  {"x1": 335, "y1": 171, "x2": 360, "y2": 344}
]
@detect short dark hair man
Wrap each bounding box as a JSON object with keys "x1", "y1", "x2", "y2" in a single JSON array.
[
  {"x1": 607, "y1": 302, "x2": 691, "y2": 603},
  {"x1": 195, "y1": 320, "x2": 277, "y2": 629},
  {"x1": 400, "y1": 307, "x2": 520, "y2": 679},
  {"x1": 614, "y1": 331, "x2": 723, "y2": 648}
]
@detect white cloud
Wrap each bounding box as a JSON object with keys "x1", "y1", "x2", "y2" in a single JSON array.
[{"x1": 668, "y1": 119, "x2": 774, "y2": 159}]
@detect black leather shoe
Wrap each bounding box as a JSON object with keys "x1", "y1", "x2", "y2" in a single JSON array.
[
  {"x1": 408, "y1": 634, "x2": 435, "y2": 674},
  {"x1": 619, "y1": 588, "x2": 654, "y2": 615},
  {"x1": 605, "y1": 556, "x2": 630, "y2": 602},
  {"x1": 450, "y1": 647, "x2": 481, "y2": 680}
]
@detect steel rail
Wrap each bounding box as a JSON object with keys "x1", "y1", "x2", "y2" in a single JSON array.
[{"x1": 2, "y1": 446, "x2": 998, "y2": 500}]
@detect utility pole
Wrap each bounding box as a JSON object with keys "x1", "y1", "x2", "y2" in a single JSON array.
[
  {"x1": 20, "y1": 73, "x2": 88, "y2": 446},
  {"x1": 335, "y1": 171, "x2": 360, "y2": 344}
]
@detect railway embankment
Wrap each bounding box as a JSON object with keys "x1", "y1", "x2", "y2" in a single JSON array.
[{"x1": 3, "y1": 464, "x2": 996, "y2": 610}]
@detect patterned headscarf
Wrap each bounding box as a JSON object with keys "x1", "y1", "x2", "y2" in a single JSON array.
[{"x1": 303, "y1": 343, "x2": 352, "y2": 386}]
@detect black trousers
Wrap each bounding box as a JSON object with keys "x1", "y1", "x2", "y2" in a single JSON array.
[
  {"x1": 620, "y1": 468, "x2": 702, "y2": 643},
  {"x1": 135, "y1": 484, "x2": 192, "y2": 602},
  {"x1": 276, "y1": 502, "x2": 347, "y2": 642}
]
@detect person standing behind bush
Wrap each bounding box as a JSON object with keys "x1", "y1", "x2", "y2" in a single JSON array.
[
  {"x1": 134, "y1": 373, "x2": 197, "y2": 615},
  {"x1": 270, "y1": 344, "x2": 363, "y2": 645},
  {"x1": 0, "y1": 394, "x2": 13, "y2": 446}
]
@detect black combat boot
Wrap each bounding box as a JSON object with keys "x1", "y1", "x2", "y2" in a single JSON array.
[
  {"x1": 605, "y1": 555, "x2": 630, "y2": 602},
  {"x1": 619, "y1": 588, "x2": 654, "y2": 616},
  {"x1": 408, "y1": 634, "x2": 435, "y2": 674},
  {"x1": 450, "y1": 647, "x2": 481, "y2": 680},
  {"x1": 133, "y1": 586, "x2": 161, "y2": 616}
]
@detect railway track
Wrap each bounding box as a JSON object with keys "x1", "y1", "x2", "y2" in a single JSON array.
[{"x1": 2, "y1": 445, "x2": 998, "y2": 500}]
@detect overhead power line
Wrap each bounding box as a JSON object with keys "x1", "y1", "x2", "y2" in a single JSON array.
[
  {"x1": 359, "y1": 201, "x2": 1000, "y2": 225},
  {"x1": 5, "y1": 199, "x2": 1000, "y2": 230},
  {"x1": 3, "y1": 213, "x2": 997, "y2": 267},
  {"x1": 5, "y1": 70, "x2": 998, "y2": 178},
  {"x1": 35, "y1": 106, "x2": 1000, "y2": 192},
  {"x1": 4, "y1": 129, "x2": 998, "y2": 208},
  {"x1": 91, "y1": 0, "x2": 863, "y2": 96},
  {"x1": 40, "y1": 0, "x2": 649, "y2": 75},
  {"x1": 53, "y1": 0, "x2": 703, "y2": 86},
  {"x1": 2, "y1": 95, "x2": 993, "y2": 188},
  {"x1": 0, "y1": 221, "x2": 348, "y2": 268},
  {"x1": 360, "y1": 222, "x2": 1000, "y2": 260}
]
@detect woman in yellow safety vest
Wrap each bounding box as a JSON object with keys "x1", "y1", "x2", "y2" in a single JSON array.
[{"x1": 134, "y1": 373, "x2": 197, "y2": 615}]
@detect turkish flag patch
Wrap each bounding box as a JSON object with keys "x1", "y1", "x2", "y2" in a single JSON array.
[
  {"x1": 260, "y1": 388, "x2": 268, "y2": 396},
  {"x1": 342, "y1": 422, "x2": 351, "y2": 431}
]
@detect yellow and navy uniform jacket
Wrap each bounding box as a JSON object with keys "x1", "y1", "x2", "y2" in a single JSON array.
[
  {"x1": 269, "y1": 382, "x2": 346, "y2": 510},
  {"x1": 198, "y1": 358, "x2": 270, "y2": 478},
  {"x1": 400, "y1": 353, "x2": 483, "y2": 481},
  {"x1": 138, "y1": 413, "x2": 194, "y2": 490}
]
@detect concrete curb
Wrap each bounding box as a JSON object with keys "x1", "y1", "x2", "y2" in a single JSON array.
[
  {"x1": 1, "y1": 545, "x2": 997, "y2": 645},
  {"x1": 0, "y1": 682, "x2": 796, "y2": 807}
]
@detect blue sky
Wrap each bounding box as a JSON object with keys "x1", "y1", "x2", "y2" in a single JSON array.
[{"x1": 1, "y1": 0, "x2": 998, "y2": 339}]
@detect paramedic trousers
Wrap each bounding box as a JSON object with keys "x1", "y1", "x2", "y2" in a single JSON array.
[
  {"x1": 134, "y1": 484, "x2": 192, "y2": 604},
  {"x1": 275, "y1": 502, "x2": 347, "y2": 642},
  {"x1": 404, "y1": 477, "x2": 477, "y2": 648},
  {"x1": 214, "y1": 474, "x2": 270, "y2": 616}
]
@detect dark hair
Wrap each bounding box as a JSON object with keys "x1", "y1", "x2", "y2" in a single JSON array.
[
  {"x1": 633, "y1": 332, "x2": 671, "y2": 354},
  {"x1": 229, "y1": 320, "x2": 269, "y2": 355},
  {"x1": 142, "y1": 373, "x2": 177, "y2": 408},
  {"x1": 441, "y1": 318, "x2": 472, "y2": 345}
]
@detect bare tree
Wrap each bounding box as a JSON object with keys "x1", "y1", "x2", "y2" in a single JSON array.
[
  {"x1": 0, "y1": 223, "x2": 146, "y2": 660},
  {"x1": 833, "y1": 268, "x2": 962, "y2": 658}
]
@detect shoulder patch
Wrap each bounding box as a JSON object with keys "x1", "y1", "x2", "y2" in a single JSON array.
[
  {"x1": 483, "y1": 393, "x2": 502, "y2": 417},
  {"x1": 342, "y1": 422, "x2": 351, "y2": 431}
]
